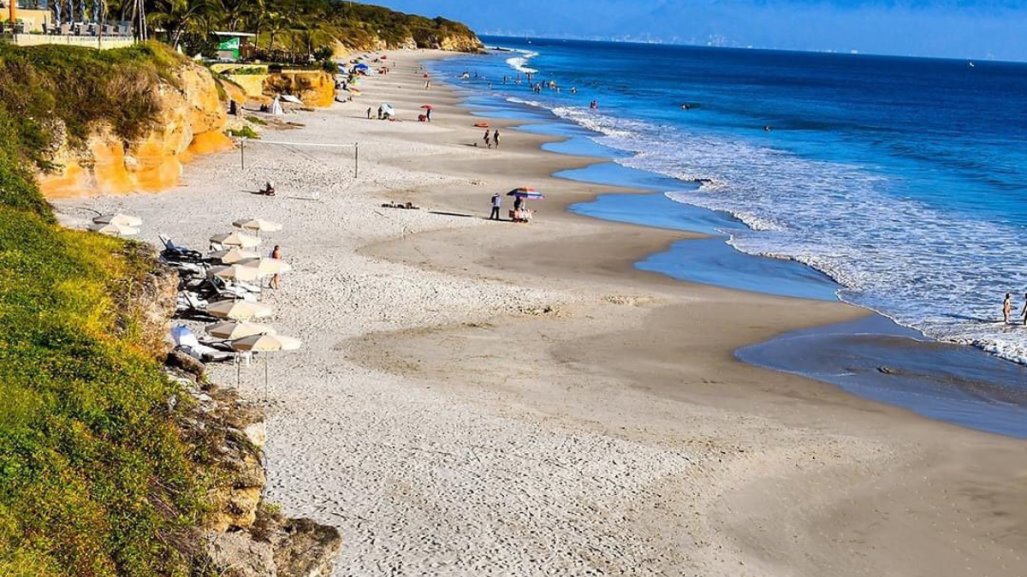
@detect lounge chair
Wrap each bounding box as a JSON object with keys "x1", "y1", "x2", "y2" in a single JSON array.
[
  {"x1": 175, "y1": 291, "x2": 217, "y2": 321},
  {"x1": 182, "y1": 277, "x2": 258, "y2": 303},
  {"x1": 171, "y1": 325, "x2": 233, "y2": 363},
  {"x1": 160, "y1": 234, "x2": 205, "y2": 263}
]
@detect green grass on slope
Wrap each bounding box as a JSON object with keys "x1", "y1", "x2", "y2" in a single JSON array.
[{"x1": 0, "y1": 43, "x2": 214, "y2": 577}]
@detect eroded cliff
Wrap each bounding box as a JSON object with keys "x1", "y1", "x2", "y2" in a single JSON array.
[{"x1": 38, "y1": 62, "x2": 233, "y2": 197}]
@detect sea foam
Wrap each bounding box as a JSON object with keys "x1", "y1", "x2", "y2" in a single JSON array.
[
  {"x1": 537, "y1": 104, "x2": 1027, "y2": 367},
  {"x1": 505, "y1": 49, "x2": 539, "y2": 74}
]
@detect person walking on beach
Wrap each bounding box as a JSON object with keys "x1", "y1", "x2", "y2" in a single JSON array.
[
  {"x1": 493, "y1": 129, "x2": 501, "y2": 149},
  {"x1": 483, "y1": 129, "x2": 491, "y2": 149},
  {"x1": 270, "y1": 245, "x2": 283, "y2": 289},
  {"x1": 489, "y1": 193, "x2": 501, "y2": 220},
  {"x1": 366, "y1": 107, "x2": 372, "y2": 120},
  {"x1": 1003, "y1": 293, "x2": 1013, "y2": 323}
]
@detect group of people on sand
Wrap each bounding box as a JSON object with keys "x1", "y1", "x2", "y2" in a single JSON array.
[
  {"x1": 489, "y1": 193, "x2": 530, "y2": 222},
  {"x1": 1001, "y1": 293, "x2": 1027, "y2": 325},
  {"x1": 483, "y1": 129, "x2": 501, "y2": 149}
]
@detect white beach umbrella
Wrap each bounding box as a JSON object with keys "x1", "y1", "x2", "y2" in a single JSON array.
[
  {"x1": 231, "y1": 334, "x2": 302, "y2": 352},
  {"x1": 232, "y1": 218, "x2": 283, "y2": 234},
  {"x1": 209, "y1": 264, "x2": 262, "y2": 282},
  {"x1": 210, "y1": 247, "x2": 261, "y2": 264},
  {"x1": 88, "y1": 222, "x2": 139, "y2": 237},
  {"x1": 93, "y1": 213, "x2": 143, "y2": 227},
  {"x1": 205, "y1": 321, "x2": 277, "y2": 340},
  {"x1": 230, "y1": 334, "x2": 302, "y2": 398},
  {"x1": 237, "y1": 257, "x2": 292, "y2": 275},
  {"x1": 210, "y1": 231, "x2": 262, "y2": 248},
  {"x1": 207, "y1": 299, "x2": 273, "y2": 321}
]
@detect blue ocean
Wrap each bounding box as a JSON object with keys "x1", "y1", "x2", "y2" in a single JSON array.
[{"x1": 430, "y1": 37, "x2": 1027, "y2": 371}]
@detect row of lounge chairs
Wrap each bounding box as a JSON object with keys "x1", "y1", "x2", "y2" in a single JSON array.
[
  {"x1": 161, "y1": 234, "x2": 263, "y2": 364},
  {"x1": 39, "y1": 21, "x2": 132, "y2": 37}
]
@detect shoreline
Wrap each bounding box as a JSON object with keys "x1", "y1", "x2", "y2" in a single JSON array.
[
  {"x1": 429, "y1": 52, "x2": 1027, "y2": 438},
  {"x1": 55, "y1": 49, "x2": 1027, "y2": 576}
]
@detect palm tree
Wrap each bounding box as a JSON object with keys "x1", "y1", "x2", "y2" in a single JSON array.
[{"x1": 145, "y1": 0, "x2": 208, "y2": 49}]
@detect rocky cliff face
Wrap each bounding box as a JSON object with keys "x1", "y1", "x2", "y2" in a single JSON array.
[
  {"x1": 436, "y1": 32, "x2": 485, "y2": 53},
  {"x1": 133, "y1": 256, "x2": 341, "y2": 577},
  {"x1": 264, "y1": 71, "x2": 337, "y2": 108},
  {"x1": 38, "y1": 63, "x2": 234, "y2": 198}
]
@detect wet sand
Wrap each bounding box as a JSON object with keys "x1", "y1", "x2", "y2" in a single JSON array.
[{"x1": 55, "y1": 49, "x2": 1027, "y2": 576}]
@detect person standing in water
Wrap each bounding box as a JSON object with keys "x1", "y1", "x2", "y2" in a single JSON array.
[
  {"x1": 1003, "y1": 293, "x2": 1013, "y2": 323},
  {"x1": 1022, "y1": 293, "x2": 1027, "y2": 326}
]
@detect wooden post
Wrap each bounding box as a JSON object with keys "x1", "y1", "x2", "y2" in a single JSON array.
[
  {"x1": 9, "y1": 0, "x2": 16, "y2": 41},
  {"x1": 240, "y1": 138, "x2": 245, "y2": 169},
  {"x1": 354, "y1": 142, "x2": 359, "y2": 178}
]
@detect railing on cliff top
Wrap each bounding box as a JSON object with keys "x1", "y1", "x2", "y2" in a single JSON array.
[{"x1": 6, "y1": 33, "x2": 135, "y2": 49}]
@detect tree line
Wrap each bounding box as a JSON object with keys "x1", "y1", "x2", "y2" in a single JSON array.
[{"x1": 20, "y1": 0, "x2": 477, "y2": 60}]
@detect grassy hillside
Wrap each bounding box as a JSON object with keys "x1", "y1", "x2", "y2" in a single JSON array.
[
  {"x1": 331, "y1": 3, "x2": 482, "y2": 50},
  {"x1": 144, "y1": 0, "x2": 482, "y2": 60},
  {"x1": 0, "y1": 43, "x2": 212, "y2": 577}
]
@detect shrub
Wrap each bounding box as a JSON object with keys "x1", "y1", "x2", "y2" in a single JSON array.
[
  {"x1": 227, "y1": 125, "x2": 259, "y2": 139},
  {"x1": 0, "y1": 42, "x2": 210, "y2": 577}
]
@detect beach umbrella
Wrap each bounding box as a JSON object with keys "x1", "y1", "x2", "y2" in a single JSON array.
[
  {"x1": 232, "y1": 334, "x2": 302, "y2": 352},
  {"x1": 88, "y1": 222, "x2": 139, "y2": 236},
  {"x1": 237, "y1": 257, "x2": 292, "y2": 276},
  {"x1": 210, "y1": 231, "x2": 262, "y2": 248},
  {"x1": 209, "y1": 264, "x2": 262, "y2": 282},
  {"x1": 93, "y1": 213, "x2": 142, "y2": 227},
  {"x1": 230, "y1": 334, "x2": 302, "y2": 398},
  {"x1": 206, "y1": 320, "x2": 276, "y2": 340},
  {"x1": 232, "y1": 217, "x2": 283, "y2": 235},
  {"x1": 506, "y1": 187, "x2": 545, "y2": 200},
  {"x1": 420, "y1": 104, "x2": 433, "y2": 110},
  {"x1": 207, "y1": 299, "x2": 273, "y2": 321},
  {"x1": 210, "y1": 247, "x2": 260, "y2": 264}
]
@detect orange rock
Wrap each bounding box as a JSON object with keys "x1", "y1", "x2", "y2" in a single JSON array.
[{"x1": 37, "y1": 62, "x2": 230, "y2": 198}]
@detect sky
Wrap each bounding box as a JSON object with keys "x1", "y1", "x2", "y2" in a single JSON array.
[{"x1": 376, "y1": 0, "x2": 1027, "y2": 61}]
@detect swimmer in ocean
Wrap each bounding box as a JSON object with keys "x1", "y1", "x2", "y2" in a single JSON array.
[{"x1": 1003, "y1": 292, "x2": 1012, "y2": 323}]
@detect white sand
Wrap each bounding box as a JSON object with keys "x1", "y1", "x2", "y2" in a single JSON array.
[{"x1": 54, "y1": 50, "x2": 1027, "y2": 577}]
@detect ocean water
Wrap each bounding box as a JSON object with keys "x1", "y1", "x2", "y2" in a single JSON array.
[{"x1": 430, "y1": 37, "x2": 1027, "y2": 369}]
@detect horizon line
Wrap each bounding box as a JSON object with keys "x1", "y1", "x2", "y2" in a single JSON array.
[{"x1": 475, "y1": 32, "x2": 1026, "y2": 65}]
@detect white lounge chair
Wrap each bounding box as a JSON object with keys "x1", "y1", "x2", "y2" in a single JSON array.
[{"x1": 171, "y1": 325, "x2": 233, "y2": 363}]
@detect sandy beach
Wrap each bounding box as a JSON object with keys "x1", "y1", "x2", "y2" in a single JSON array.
[{"x1": 54, "y1": 50, "x2": 1027, "y2": 576}]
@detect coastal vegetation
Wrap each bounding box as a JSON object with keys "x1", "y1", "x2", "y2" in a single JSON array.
[
  {"x1": 0, "y1": 2, "x2": 480, "y2": 574},
  {"x1": 106, "y1": 1, "x2": 482, "y2": 59},
  {"x1": 0, "y1": 42, "x2": 214, "y2": 577}
]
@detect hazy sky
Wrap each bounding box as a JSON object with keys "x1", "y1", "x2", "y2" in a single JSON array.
[{"x1": 377, "y1": 0, "x2": 1027, "y2": 61}]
